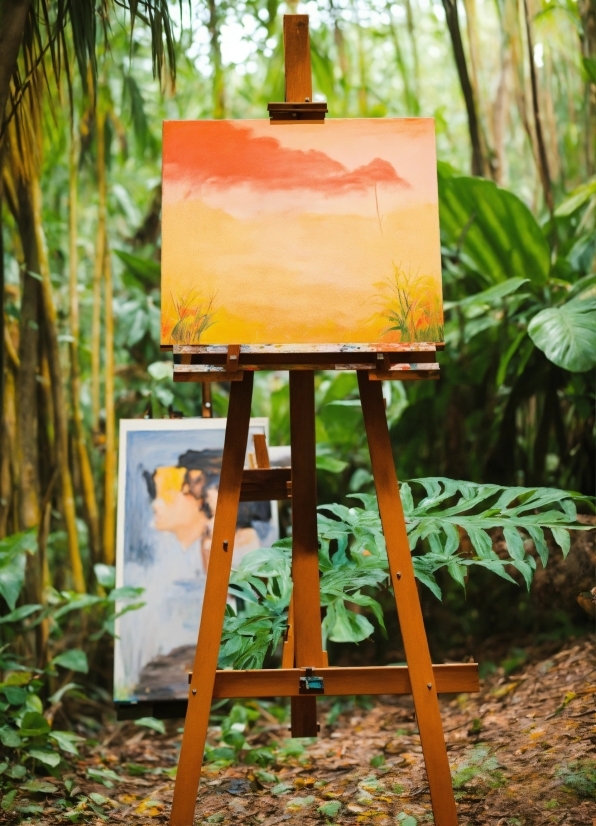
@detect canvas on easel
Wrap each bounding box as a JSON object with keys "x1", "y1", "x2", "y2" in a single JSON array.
[
  {"x1": 162, "y1": 14, "x2": 478, "y2": 826},
  {"x1": 161, "y1": 119, "x2": 443, "y2": 348}
]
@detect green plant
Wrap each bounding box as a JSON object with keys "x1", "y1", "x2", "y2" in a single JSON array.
[
  {"x1": 556, "y1": 760, "x2": 596, "y2": 798},
  {"x1": 0, "y1": 536, "x2": 144, "y2": 794},
  {"x1": 220, "y1": 479, "x2": 590, "y2": 669},
  {"x1": 451, "y1": 745, "x2": 506, "y2": 791}
]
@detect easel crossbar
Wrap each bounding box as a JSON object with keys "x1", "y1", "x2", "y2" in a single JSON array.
[{"x1": 194, "y1": 664, "x2": 479, "y2": 698}]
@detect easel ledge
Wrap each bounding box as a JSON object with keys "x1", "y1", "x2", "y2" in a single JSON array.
[
  {"x1": 172, "y1": 342, "x2": 443, "y2": 382},
  {"x1": 117, "y1": 663, "x2": 478, "y2": 721}
]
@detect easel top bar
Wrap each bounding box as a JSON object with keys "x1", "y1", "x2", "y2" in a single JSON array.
[{"x1": 173, "y1": 343, "x2": 442, "y2": 354}]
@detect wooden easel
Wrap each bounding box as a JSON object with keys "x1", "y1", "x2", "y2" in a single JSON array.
[{"x1": 169, "y1": 16, "x2": 478, "y2": 826}]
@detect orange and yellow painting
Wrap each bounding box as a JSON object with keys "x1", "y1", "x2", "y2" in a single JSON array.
[{"x1": 161, "y1": 118, "x2": 443, "y2": 346}]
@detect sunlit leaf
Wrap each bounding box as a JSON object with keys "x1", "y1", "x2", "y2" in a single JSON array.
[
  {"x1": 51, "y1": 650, "x2": 88, "y2": 674},
  {"x1": 528, "y1": 298, "x2": 596, "y2": 372}
]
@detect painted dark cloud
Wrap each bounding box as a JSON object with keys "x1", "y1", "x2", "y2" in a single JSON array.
[{"x1": 164, "y1": 121, "x2": 410, "y2": 193}]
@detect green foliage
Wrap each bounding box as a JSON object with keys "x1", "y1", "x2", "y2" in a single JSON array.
[
  {"x1": 135, "y1": 716, "x2": 166, "y2": 735},
  {"x1": 528, "y1": 298, "x2": 596, "y2": 372},
  {"x1": 451, "y1": 745, "x2": 506, "y2": 791},
  {"x1": 220, "y1": 547, "x2": 292, "y2": 670},
  {"x1": 318, "y1": 799, "x2": 342, "y2": 818},
  {"x1": 0, "y1": 532, "x2": 37, "y2": 611},
  {"x1": 220, "y1": 480, "x2": 587, "y2": 669},
  {"x1": 202, "y1": 702, "x2": 314, "y2": 772},
  {"x1": 556, "y1": 760, "x2": 596, "y2": 798},
  {"x1": 439, "y1": 171, "x2": 550, "y2": 287},
  {"x1": 0, "y1": 541, "x2": 144, "y2": 792}
]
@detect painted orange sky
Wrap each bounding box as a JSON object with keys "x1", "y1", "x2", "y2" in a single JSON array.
[{"x1": 161, "y1": 118, "x2": 443, "y2": 346}]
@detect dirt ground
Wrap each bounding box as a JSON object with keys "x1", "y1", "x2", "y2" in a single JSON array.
[{"x1": 4, "y1": 635, "x2": 595, "y2": 825}]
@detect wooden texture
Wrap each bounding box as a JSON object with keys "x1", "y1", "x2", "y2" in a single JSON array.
[
  {"x1": 239, "y1": 468, "x2": 291, "y2": 501},
  {"x1": 253, "y1": 434, "x2": 270, "y2": 469},
  {"x1": 283, "y1": 15, "x2": 312, "y2": 102},
  {"x1": 174, "y1": 343, "x2": 441, "y2": 354},
  {"x1": 172, "y1": 342, "x2": 440, "y2": 382},
  {"x1": 281, "y1": 596, "x2": 296, "y2": 669},
  {"x1": 174, "y1": 362, "x2": 439, "y2": 373},
  {"x1": 289, "y1": 372, "x2": 325, "y2": 737},
  {"x1": 170, "y1": 373, "x2": 254, "y2": 826},
  {"x1": 203, "y1": 664, "x2": 480, "y2": 697},
  {"x1": 289, "y1": 372, "x2": 325, "y2": 668},
  {"x1": 267, "y1": 101, "x2": 327, "y2": 121},
  {"x1": 358, "y1": 373, "x2": 458, "y2": 826},
  {"x1": 226, "y1": 344, "x2": 241, "y2": 372},
  {"x1": 201, "y1": 382, "x2": 213, "y2": 417},
  {"x1": 174, "y1": 370, "x2": 244, "y2": 383},
  {"x1": 290, "y1": 694, "x2": 318, "y2": 737}
]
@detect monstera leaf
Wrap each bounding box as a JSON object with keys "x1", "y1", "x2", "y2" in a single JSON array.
[
  {"x1": 439, "y1": 172, "x2": 550, "y2": 287},
  {"x1": 528, "y1": 298, "x2": 596, "y2": 372}
]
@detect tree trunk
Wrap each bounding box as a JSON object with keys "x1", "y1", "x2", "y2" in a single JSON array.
[
  {"x1": 441, "y1": 0, "x2": 487, "y2": 176},
  {"x1": 15, "y1": 178, "x2": 41, "y2": 531},
  {"x1": 0, "y1": 0, "x2": 30, "y2": 133},
  {"x1": 69, "y1": 126, "x2": 101, "y2": 567},
  {"x1": 579, "y1": 0, "x2": 596, "y2": 175},
  {"x1": 522, "y1": 0, "x2": 554, "y2": 216}
]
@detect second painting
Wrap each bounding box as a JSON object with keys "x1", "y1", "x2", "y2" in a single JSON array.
[
  {"x1": 161, "y1": 118, "x2": 443, "y2": 347},
  {"x1": 114, "y1": 418, "x2": 279, "y2": 705}
]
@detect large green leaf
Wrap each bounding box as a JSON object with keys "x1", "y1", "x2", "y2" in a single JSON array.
[
  {"x1": 20, "y1": 712, "x2": 50, "y2": 737},
  {"x1": 528, "y1": 298, "x2": 596, "y2": 372},
  {"x1": 555, "y1": 176, "x2": 596, "y2": 217},
  {"x1": 0, "y1": 531, "x2": 37, "y2": 610},
  {"x1": 114, "y1": 250, "x2": 160, "y2": 287},
  {"x1": 51, "y1": 650, "x2": 89, "y2": 674},
  {"x1": 439, "y1": 175, "x2": 550, "y2": 286}
]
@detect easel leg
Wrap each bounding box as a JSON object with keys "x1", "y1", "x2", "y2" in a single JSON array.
[
  {"x1": 288, "y1": 372, "x2": 325, "y2": 736},
  {"x1": 358, "y1": 374, "x2": 458, "y2": 826},
  {"x1": 170, "y1": 373, "x2": 254, "y2": 826}
]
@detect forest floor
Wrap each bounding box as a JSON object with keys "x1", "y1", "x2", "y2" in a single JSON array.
[{"x1": 4, "y1": 634, "x2": 595, "y2": 826}]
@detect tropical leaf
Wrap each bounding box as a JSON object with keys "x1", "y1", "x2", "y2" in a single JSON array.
[
  {"x1": 0, "y1": 531, "x2": 37, "y2": 611},
  {"x1": 439, "y1": 174, "x2": 550, "y2": 286},
  {"x1": 219, "y1": 479, "x2": 589, "y2": 670},
  {"x1": 528, "y1": 298, "x2": 596, "y2": 372}
]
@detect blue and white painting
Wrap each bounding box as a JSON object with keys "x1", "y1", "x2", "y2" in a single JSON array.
[{"x1": 114, "y1": 417, "x2": 277, "y2": 703}]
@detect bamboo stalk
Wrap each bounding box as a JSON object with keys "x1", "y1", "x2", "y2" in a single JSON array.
[
  {"x1": 207, "y1": 0, "x2": 226, "y2": 118},
  {"x1": 403, "y1": 0, "x2": 420, "y2": 105},
  {"x1": 91, "y1": 108, "x2": 106, "y2": 433},
  {"x1": 69, "y1": 124, "x2": 101, "y2": 566},
  {"x1": 0, "y1": 367, "x2": 17, "y2": 537},
  {"x1": 32, "y1": 178, "x2": 86, "y2": 593},
  {"x1": 102, "y1": 245, "x2": 116, "y2": 565}
]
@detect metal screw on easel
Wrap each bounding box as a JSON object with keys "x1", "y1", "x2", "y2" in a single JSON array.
[
  {"x1": 192, "y1": 689, "x2": 197, "y2": 695},
  {"x1": 427, "y1": 683, "x2": 432, "y2": 690},
  {"x1": 223, "y1": 540, "x2": 229, "y2": 551},
  {"x1": 396, "y1": 571, "x2": 402, "y2": 579}
]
